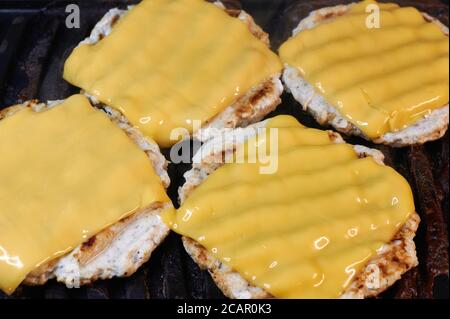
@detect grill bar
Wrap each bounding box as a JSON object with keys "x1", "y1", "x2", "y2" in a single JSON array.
[
  {"x1": 0, "y1": 0, "x2": 448, "y2": 299},
  {"x1": 0, "y1": 16, "x2": 28, "y2": 92},
  {"x1": 408, "y1": 146, "x2": 449, "y2": 298}
]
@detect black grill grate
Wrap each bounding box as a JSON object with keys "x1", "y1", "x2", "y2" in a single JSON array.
[{"x1": 0, "y1": 0, "x2": 448, "y2": 299}]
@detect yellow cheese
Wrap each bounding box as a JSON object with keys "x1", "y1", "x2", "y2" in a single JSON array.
[
  {"x1": 63, "y1": 0, "x2": 282, "y2": 147},
  {"x1": 163, "y1": 115, "x2": 415, "y2": 298},
  {"x1": 0, "y1": 94, "x2": 170, "y2": 294},
  {"x1": 279, "y1": 0, "x2": 449, "y2": 139}
]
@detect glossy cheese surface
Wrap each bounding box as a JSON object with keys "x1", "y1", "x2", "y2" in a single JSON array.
[
  {"x1": 64, "y1": 0, "x2": 282, "y2": 147},
  {"x1": 164, "y1": 115, "x2": 415, "y2": 298},
  {"x1": 279, "y1": 0, "x2": 449, "y2": 138},
  {"x1": 0, "y1": 95, "x2": 169, "y2": 294}
]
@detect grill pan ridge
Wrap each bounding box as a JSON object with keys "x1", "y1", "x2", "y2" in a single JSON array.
[{"x1": 0, "y1": 0, "x2": 448, "y2": 299}]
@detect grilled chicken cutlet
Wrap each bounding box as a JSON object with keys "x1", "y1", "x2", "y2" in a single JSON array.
[
  {"x1": 63, "y1": 0, "x2": 284, "y2": 148},
  {"x1": 279, "y1": 0, "x2": 449, "y2": 147},
  {"x1": 166, "y1": 115, "x2": 419, "y2": 298},
  {"x1": 0, "y1": 95, "x2": 172, "y2": 294}
]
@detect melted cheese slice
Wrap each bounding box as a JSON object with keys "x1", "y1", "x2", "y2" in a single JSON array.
[
  {"x1": 279, "y1": 0, "x2": 449, "y2": 139},
  {"x1": 0, "y1": 95, "x2": 170, "y2": 294},
  {"x1": 163, "y1": 115, "x2": 415, "y2": 298},
  {"x1": 63, "y1": 0, "x2": 282, "y2": 147}
]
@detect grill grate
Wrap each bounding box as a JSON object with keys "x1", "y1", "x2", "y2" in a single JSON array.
[{"x1": 0, "y1": 0, "x2": 448, "y2": 299}]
